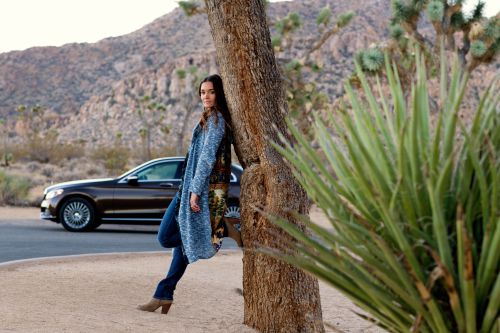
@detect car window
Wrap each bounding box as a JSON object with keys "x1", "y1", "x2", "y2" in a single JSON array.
[{"x1": 136, "y1": 162, "x2": 181, "y2": 181}]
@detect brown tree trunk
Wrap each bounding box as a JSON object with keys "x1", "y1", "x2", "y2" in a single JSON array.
[{"x1": 204, "y1": 1, "x2": 324, "y2": 332}]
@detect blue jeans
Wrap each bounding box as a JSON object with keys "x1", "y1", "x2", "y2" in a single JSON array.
[{"x1": 153, "y1": 194, "x2": 188, "y2": 301}]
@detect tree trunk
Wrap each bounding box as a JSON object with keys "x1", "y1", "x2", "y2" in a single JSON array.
[
  {"x1": 146, "y1": 127, "x2": 152, "y2": 160},
  {"x1": 204, "y1": 1, "x2": 324, "y2": 332}
]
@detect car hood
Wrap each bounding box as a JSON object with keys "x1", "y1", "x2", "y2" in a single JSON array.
[{"x1": 43, "y1": 178, "x2": 114, "y2": 194}]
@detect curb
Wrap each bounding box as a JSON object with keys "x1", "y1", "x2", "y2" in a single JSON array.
[
  {"x1": 0, "y1": 249, "x2": 242, "y2": 270},
  {"x1": 0, "y1": 251, "x2": 164, "y2": 269}
]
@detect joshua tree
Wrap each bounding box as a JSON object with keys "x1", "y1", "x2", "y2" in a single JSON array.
[
  {"x1": 0, "y1": 118, "x2": 13, "y2": 167},
  {"x1": 179, "y1": 0, "x2": 354, "y2": 139},
  {"x1": 272, "y1": 8, "x2": 354, "y2": 138},
  {"x1": 356, "y1": 0, "x2": 499, "y2": 79},
  {"x1": 134, "y1": 95, "x2": 167, "y2": 161},
  {"x1": 94, "y1": 132, "x2": 130, "y2": 175},
  {"x1": 15, "y1": 104, "x2": 59, "y2": 163},
  {"x1": 204, "y1": 1, "x2": 325, "y2": 332},
  {"x1": 173, "y1": 65, "x2": 205, "y2": 155}
]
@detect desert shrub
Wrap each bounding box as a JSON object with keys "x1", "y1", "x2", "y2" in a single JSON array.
[
  {"x1": 271, "y1": 50, "x2": 499, "y2": 332},
  {"x1": 26, "y1": 185, "x2": 45, "y2": 207},
  {"x1": 130, "y1": 144, "x2": 177, "y2": 164},
  {"x1": 12, "y1": 136, "x2": 84, "y2": 165},
  {"x1": 50, "y1": 143, "x2": 84, "y2": 163},
  {"x1": 159, "y1": 145, "x2": 178, "y2": 158},
  {"x1": 52, "y1": 169, "x2": 79, "y2": 183},
  {"x1": 41, "y1": 165, "x2": 55, "y2": 178},
  {"x1": 25, "y1": 161, "x2": 42, "y2": 173},
  {"x1": 86, "y1": 166, "x2": 102, "y2": 177},
  {"x1": 0, "y1": 152, "x2": 13, "y2": 167},
  {"x1": 91, "y1": 145, "x2": 130, "y2": 176},
  {"x1": 61, "y1": 157, "x2": 81, "y2": 171},
  {"x1": 0, "y1": 169, "x2": 31, "y2": 206}
]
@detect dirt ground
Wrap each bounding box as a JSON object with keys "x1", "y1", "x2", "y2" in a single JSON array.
[
  {"x1": 0, "y1": 206, "x2": 39, "y2": 220},
  {"x1": 0, "y1": 206, "x2": 383, "y2": 333},
  {"x1": 0, "y1": 252, "x2": 384, "y2": 333}
]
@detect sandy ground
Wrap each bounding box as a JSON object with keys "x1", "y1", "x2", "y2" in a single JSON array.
[
  {"x1": 0, "y1": 206, "x2": 39, "y2": 221},
  {"x1": 0, "y1": 252, "x2": 383, "y2": 333},
  {"x1": 0, "y1": 206, "x2": 383, "y2": 333}
]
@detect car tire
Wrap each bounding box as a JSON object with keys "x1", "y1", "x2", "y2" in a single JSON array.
[
  {"x1": 59, "y1": 198, "x2": 98, "y2": 232},
  {"x1": 225, "y1": 203, "x2": 241, "y2": 231}
]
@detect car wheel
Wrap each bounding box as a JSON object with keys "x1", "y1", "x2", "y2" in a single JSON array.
[
  {"x1": 225, "y1": 203, "x2": 241, "y2": 231},
  {"x1": 59, "y1": 198, "x2": 98, "y2": 232}
]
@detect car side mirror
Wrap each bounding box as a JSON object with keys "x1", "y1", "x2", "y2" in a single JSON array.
[{"x1": 127, "y1": 175, "x2": 139, "y2": 185}]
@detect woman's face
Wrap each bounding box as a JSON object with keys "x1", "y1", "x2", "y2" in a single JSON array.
[{"x1": 200, "y1": 81, "x2": 216, "y2": 109}]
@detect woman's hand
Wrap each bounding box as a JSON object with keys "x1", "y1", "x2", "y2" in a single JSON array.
[{"x1": 190, "y1": 192, "x2": 200, "y2": 213}]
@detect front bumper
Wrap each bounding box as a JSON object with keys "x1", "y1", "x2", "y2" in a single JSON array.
[{"x1": 40, "y1": 199, "x2": 57, "y2": 220}]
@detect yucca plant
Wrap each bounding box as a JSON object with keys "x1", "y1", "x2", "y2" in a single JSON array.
[{"x1": 269, "y1": 48, "x2": 499, "y2": 332}]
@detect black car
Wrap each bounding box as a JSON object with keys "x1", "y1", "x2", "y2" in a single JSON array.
[{"x1": 40, "y1": 157, "x2": 242, "y2": 232}]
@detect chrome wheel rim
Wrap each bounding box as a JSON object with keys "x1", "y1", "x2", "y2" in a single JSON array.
[
  {"x1": 63, "y1": 201, "x2": 91, "y2": 229},
  {"x1": 224, "y1": 206, "x2": 241, "y2": 231},
  {"x1": 224, "y1": 206, "x2": 240, "y2": 219}
]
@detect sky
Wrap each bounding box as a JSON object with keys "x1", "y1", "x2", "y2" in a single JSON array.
[{"x1": 0, "y1": 0, "x2": 498, "y2": 53}]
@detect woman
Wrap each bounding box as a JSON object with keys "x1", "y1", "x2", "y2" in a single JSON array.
[{"x1": 137, "y1": 74, "x2": 242, "y2": 315}]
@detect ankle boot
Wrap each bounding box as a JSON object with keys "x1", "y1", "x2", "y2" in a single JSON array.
[
  {"x1": 224, "y1": 219, "x2": 243, "y2": 247},
  {"x1": 137, "y1": 298, "x2": 173, "y2": 314}
]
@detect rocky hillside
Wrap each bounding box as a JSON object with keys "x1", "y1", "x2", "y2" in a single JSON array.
[
  {"x1": 0, "y1": 3, "x2": 214, "y2": 117},
  {"x1": 0, "y1": 0, "x2": 496, "y2": 150}
]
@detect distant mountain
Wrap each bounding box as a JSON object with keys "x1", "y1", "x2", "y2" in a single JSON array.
[
  {"x1": 0, "y1": 0, "x2": 496, "y2": 148},
  {"x1": 0, "y1": 2, "x2": 213, "y2": 117}
]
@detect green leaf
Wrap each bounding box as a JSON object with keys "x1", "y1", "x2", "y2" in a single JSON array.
[
  {"x1": 361, "y1": 48, "x2": 384, "y2": 72},
  {"x1": 470, "y1": 40, "x2": 487, "y2": 58},
  {"x1": 316, "y1": 6, "x2": 331, "y2": 27},
  {"x1": 266, "y1": 46, "x2": 499, "y2": 332},
  {"x1": 337, "y1": 11, "x2": 354, "y2": 28},
  {"x1": 271, "y1": 35, "x2": 282, "y2": 49},
  {"x1": 390, "y1": 24, "x2": 405, "y2": 40},
  {"x1": 427, "y1": 1, "x2": 444, "y2": 22}
]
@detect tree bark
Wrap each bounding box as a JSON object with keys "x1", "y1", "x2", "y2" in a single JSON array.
[{"x1": 204, "y1": 1, "x2": 324, "y2": 332}]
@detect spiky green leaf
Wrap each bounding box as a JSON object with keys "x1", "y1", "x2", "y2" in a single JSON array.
[
  {"x1": 316, "y1": 6, "x2": 331, "y2": 26},
  {"x1": 427, "y1": 1, "x2": 444, "y2": 22},
  {"x1": 471, "y1": 40, "x2": 487, "y2": 57}
]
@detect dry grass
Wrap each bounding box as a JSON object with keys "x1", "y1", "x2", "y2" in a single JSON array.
[
  {"x1": 0, "y1": 144, "x2": 174, "y2": 206},
  {"x1": 1, "y1": 157, "x2": 115, "y2": 206}
]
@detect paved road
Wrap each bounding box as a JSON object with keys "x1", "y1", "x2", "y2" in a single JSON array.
[{"x1": 0, "y1": 218, "x2": 238, "y2": 263}]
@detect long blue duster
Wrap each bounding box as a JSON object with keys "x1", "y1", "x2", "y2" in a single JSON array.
[{"x1": 176, "y1": 111, "x2": 228, "y2": 264}]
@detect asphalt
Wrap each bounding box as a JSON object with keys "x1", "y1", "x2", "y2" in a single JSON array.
[{"x1": 0, "y1": 218, "x2": 238, "y2": 263}]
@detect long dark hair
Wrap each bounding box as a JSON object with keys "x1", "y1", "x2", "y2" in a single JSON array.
[{"x1": 198, "y1": 74, "x2": 231, "y2": 131}]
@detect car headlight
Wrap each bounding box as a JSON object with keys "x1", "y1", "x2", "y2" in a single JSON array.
[{"x1": 45, "y1": 189, "x2": 64, "y2": 199}]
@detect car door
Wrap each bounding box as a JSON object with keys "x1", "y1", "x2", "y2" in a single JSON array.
[{"x1": 107, "y1": 160, "x2": 183, "y2": 224}]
